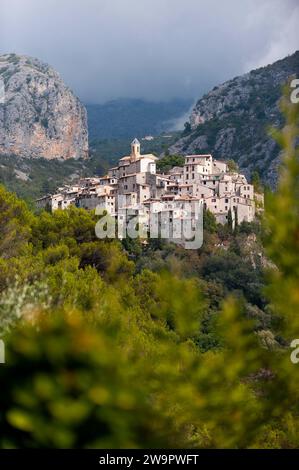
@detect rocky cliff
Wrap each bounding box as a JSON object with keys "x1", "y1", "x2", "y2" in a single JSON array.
[
  {"x1": 0, "y1": 54, "x2": 88, "y2": 159},
  {"x1": 170, "y1": 51, "x2": 299, "y2": 187}
]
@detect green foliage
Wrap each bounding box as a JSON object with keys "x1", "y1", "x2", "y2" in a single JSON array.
[
  {"x1": 200, "y1": 250, "x2": 264, "y2": 307},
  {"x1": 203, "y1": 209, "x2": 217, "y2": 233},
  {"x1": 31, "y1": 207, "x2": 98, "y2": 250},
  {"x1": 0, "y1": 312, "x2": 179, "y2": 448},
  {"x1": 251, "y1": 170, "x2": 263, "y2": 193},
  {"x1": 0, "y1": 155, "x2": 93, "y2": 204},
  {"x1": 156, "y1": 154, "x2": 184, "y2": 172},
  {"x1": 0, "y1": 185, "x2": 33, "y2": 259},
  {"x1": 264, "y1": 95, "x2": 299, "y2": 337}
]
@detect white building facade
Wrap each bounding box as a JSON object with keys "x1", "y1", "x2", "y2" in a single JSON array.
[{"x1": 36, "y1": 139, "x2": 259, "y2": 236}]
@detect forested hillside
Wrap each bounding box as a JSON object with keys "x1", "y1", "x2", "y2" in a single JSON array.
[
  {"x1": 0, "y1": 134, "x2": 178, "y2": 203},
  {"x1": 0, "y1": 99, "x2": 298, "y2": 448}
]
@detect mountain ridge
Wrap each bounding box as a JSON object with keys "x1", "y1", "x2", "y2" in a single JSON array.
[
  {"x1": 86, "y1": 98, "x2": 192, "y2": 140},
  {"x1": 169, "y1": 50, "x2": 299, "y2": 187},
  {"x1": 0, "y1": 53, "x2": 88, "y2": 160}
]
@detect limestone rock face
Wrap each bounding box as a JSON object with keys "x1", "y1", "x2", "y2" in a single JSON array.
[
  {"x1": 170, "y1": 51, "x2": 299, "y2": 187},
  {"x1": 0, "y1": 54, "x2": 88, "y2": 159}
]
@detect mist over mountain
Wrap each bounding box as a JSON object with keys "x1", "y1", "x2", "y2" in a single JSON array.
[
  {"x1": 86, "y1": 98, "x2": 192, "y2": 140},
  {"x1": 0, "y1": 53, "x2": 88, "y2": 160}
]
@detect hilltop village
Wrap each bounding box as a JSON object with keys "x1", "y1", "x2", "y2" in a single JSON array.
[{"x1": 37, "y1": 139, "x2": 262, "y2": 232}]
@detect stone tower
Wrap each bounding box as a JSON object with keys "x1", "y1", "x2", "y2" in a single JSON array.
[{"x1": 131, "y1": 138, "x2": 141, "y2": 160}]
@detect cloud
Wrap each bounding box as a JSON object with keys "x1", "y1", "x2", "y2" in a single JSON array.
[
  {"x1": 1, "y1": 0, "x2": 298, "y2": 103},
  {"x1": 243, "y1": 0, "x2": 299, "y2": 71}
]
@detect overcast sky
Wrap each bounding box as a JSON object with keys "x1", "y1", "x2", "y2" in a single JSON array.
[{"x1": 1, "y1": 0, "x2": 298, "y2": 103}]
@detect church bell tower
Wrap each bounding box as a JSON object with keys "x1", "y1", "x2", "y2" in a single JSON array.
[{"x1": 131, "y1": 138, "x2": 141, "y2": 160}]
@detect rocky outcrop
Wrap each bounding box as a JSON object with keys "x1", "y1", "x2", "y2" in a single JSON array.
[
  {"x1": 0, "y1": 54, "x2": 88, "y2": 159},
  {"x1": 170, "y1": 51, "x2": 299, "y2": 187}
]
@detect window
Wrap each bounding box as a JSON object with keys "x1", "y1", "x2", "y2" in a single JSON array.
[{"x1": 225, "y1": 198, "x2": 229, "y2": 203}]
